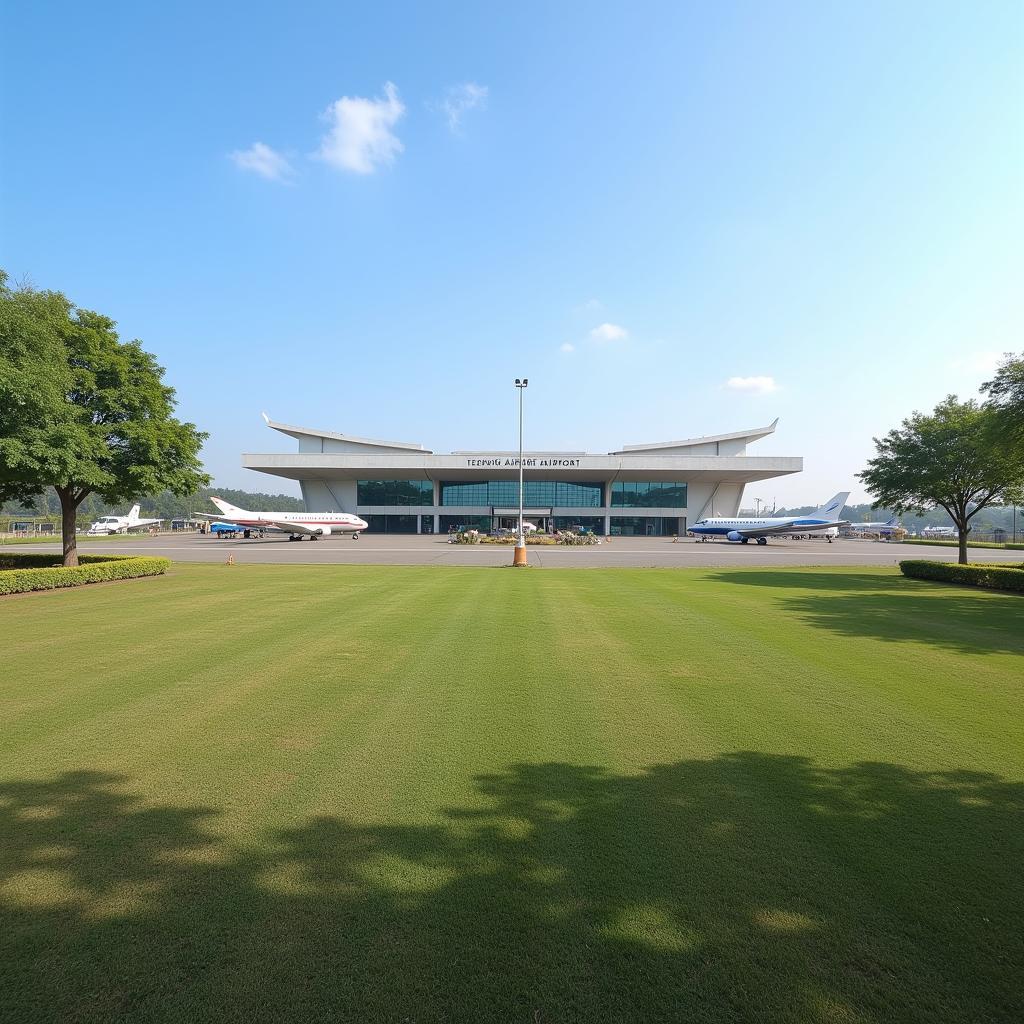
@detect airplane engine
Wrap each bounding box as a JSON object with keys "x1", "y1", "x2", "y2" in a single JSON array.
[
  {"x1": 726, "y1": 531, "x2": 744, "y2": 542},
  {"x1": 317, "y1": 525, "x2": 332, "y2": 537}
]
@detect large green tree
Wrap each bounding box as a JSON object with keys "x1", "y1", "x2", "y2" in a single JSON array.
[
  {"x1": 983, "y1": 352, "x2": 1024, "y2": 449},
  {"x1": 858, "y1": 396, "x2": 1024, "y2": 564},
  {"x1": 0, "y1": 273, "x2": 209, "y2": 565}
]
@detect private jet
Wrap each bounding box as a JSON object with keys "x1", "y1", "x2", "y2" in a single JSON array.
[
  {"x1": 200, "y1": 497, "x2": 368, "y2": 541},
  {"x1": 848, "y1": 516, "x2": 901, "y2": 535},
  {"x1": 691, "y1": 492, "x2": 850, "y2": 545},
  {"x1": 922, "y1": 525, "x2": 957, "y2": 538},
  {"x1": 87, "y1": 504, "x2": 163, "y2": 535}
]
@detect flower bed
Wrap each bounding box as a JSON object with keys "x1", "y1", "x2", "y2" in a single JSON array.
[{"x1": 451, "y1": 530, "x2": 600, "y2": 546}]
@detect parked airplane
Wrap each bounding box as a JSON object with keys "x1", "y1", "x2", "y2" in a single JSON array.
[
  {"x1": 848, "y1": 516, "x2": 901, "y2": 535},
  {"x1": 200, "y1": 497, "x2": 368, "y2": 541},
  {"x1": 87, "y1": 504, "x2": 163, "y2": 535},
  {"x1": 922, "y1": 525, "x2": 957, "y2": 538},
  {"x1": 690, "y1": 492, "x2": 850, "y2": 545}
]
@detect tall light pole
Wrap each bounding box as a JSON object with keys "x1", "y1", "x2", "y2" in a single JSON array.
[
  {"x1": 754, "y1": 497, "x2": 763, "y2": 516},
  {"x1": 514, "y1": 378, "x2": 528, "y2": 566}
]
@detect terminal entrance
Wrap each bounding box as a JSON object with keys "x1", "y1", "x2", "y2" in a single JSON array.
[
  {"x1": 495, "y1": 514, "x2": 547, "y2": 533},
  {"x1": 493, "y1": 507, "x2": 552, "y2": 534}
]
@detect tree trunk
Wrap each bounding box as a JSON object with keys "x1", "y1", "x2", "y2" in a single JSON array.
[
  {"x1": 956, "y1": 520, "x2": 969, "y2": 565},
  {"x1": 56, "y1": 486, "x2": 81, "y2": 567}
]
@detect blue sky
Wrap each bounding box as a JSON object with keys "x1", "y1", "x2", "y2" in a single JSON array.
[{"x1": 2, "y1": 1, "x2": 1021, "y2": 505}]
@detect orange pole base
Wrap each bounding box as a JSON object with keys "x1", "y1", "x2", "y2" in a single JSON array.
[{"x1": 513, "y1": 545, "x2": 529, "y2": 567}]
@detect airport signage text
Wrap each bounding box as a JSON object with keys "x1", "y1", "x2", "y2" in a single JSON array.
[{"x1": 463, "y1": 457, "x2": 581, "y2": 468}]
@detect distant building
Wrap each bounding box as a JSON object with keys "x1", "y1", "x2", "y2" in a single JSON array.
[{"x1": 243, "y1": 415, "x2": 802, "y2": 536}]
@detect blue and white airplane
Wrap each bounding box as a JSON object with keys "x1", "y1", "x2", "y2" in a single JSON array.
[{"x1": 691, "y1": 492, "x2": 850, "y2": 545}]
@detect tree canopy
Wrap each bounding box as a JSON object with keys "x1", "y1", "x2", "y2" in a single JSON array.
[
  {"x1": 983, "y1": 352, "x2": 1024, "y2": 448},
  {"x1": 0, "y1": 272, "x2": 209, "y2": 564},
  {"x1": 858, "y1": 395, "x2": 1024, "y2": 563}
]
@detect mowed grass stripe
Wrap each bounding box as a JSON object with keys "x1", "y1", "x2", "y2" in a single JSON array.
[{"x1": 1, "y1": 563, "x2": 1022, "y2": 1023}]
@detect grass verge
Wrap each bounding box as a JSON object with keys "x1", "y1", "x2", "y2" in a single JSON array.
[
  {"x1": 1, "y1": 564, "x2": 1021, "y2": 1022},
  {"x1": 901, "y1": 537, "x2": 1024, "y2": 550}
]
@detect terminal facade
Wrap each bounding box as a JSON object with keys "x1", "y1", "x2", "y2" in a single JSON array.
[{"x1": 244, "y1": 415, "x2": 802, "y2": 536}]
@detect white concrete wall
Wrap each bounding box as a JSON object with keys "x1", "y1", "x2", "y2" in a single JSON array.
[
  {"x1": 685, "y1": 481, "x2": 744, "y2": 520},
  {"x1": 300, "y1": 479, "x2": 358, "y2": 512},
  {"x1": 298, "y1": 436, "x2": 424, "y2": 455},
  {"x1": 717, "y1": 438, "x2": 748, "y2": 456}
]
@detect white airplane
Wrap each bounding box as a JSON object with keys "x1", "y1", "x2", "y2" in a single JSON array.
[
  {"x1": 848, "y1": 516, "x2": 901, "y2": 535},
  {"x1": 922, "y1": 525, "x2": 957, "y2": 538},
  {"x1": 87, "y1": 504, "x2": 163, "y2": 535},
  {"x1": 201, "y1": 497, "x2": 368, "y2": 541},
  {"x1": 691, "y1": 492, "x2": 850, "y2": 545}
]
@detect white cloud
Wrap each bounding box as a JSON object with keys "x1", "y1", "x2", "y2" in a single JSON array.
[
  {"x1": 560, "y1": 342, "x2": 575, "y2": 353},
  {"x1": 437, "y1": 82, "x2": 488, "y2": 132},
  {"x1": 589, "y1": 323, "x2": 628, "y2": 343},
  {"x1": 229, "y1": 142, "x2": 294, "y2": 182},
  {"x1": 317, "y1": 82, "x2": 405, "y2": 174},
  {"x1": 725, "y1": 375, "x2": 778, "y2": 395}
]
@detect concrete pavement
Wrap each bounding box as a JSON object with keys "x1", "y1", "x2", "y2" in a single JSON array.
[{"x1": 11, "y1": 534, "x2": 1024, "y2": 569}]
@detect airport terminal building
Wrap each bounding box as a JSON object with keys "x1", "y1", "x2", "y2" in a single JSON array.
[{"x1": 244, "y1": 416, "x2": 802, "y2": 536}]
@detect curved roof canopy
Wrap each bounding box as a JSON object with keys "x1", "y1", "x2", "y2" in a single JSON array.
[
  {"x1": 262, "y1": 413, "x2": 431, "y2": 453},
  {"x1": 612, "y1": 419, "x2": 778, "y2": 454}
]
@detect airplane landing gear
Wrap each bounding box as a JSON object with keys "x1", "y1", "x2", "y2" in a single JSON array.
[
  {"x1": 288, "y1": 535, "x2": 298, "y2": 542},
  {"x1": 756, "y1": 537, "x2": 768, "y2": 546},
  {"x1": 352, "y1": 533, "x2": 360, "y2": 540},
  {"x1": 740, "y1": 538, "x2": 749, "y2": 544}
]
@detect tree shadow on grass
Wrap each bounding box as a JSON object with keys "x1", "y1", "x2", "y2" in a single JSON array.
[
  {"x1": 1, "y1": 758, "x2": 1022, "y2": 1023},
  {"x1": 708, "y1": 571, "x2": 1024, "y2": 656}
]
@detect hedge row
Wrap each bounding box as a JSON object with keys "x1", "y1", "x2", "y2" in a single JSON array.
[
  {"x1": 0, "y1": 554, "x2": 171, "y2": 595},
  {"x1": 901, "y1": 538, "x2": 1024, "y2": 550},
  {"x1": 899, "y1": 560, "x2": 1024, "y2": 593}
]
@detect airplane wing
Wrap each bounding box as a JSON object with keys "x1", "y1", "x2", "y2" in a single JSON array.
[
  {"x1": 732, "y1": 520, "x2": 850, "y2": 538},
  {"x1": 728, "y1": 523, "x2": 800, "y2": 538},
  {"x1": 267, "y1": 519, "x2": 319, "y2": 534},
  {"x1": 124, "y1": 520, "x2": 164, "y2": 531}
]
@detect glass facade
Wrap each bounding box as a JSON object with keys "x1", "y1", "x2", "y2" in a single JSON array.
[
  {"x1": 610, "y1": 516, "x2": 683, "y2": 537},
  {"x1": 611, "y1": 481, "x2": 687, "y2": 508},
  {"x1": 440, "y1": 480, "x2": 604, "y2": 507},
  {"x1": 439, "y1": 515, "x2": 492, "y2": 533},
  {"x1": 362, "y1": 514, "x2": 419, "y2": 533},
  {"x1": 357, "y1": 480, "x2": 433, "y2": 506},
  {"x1": 552, "y1": 516, "x2": 605, "y2": 533}
]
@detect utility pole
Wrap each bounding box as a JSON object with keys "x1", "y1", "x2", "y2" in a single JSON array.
[{"x1": 513, "y1": 378, "x2": 529, "y2": 567}]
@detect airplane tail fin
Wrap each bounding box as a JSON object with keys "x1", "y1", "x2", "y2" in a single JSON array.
[
  {"x1": 211, "y1": 496, "x2": 247, "y2": 518},
  {"x1": 886, "y1": 516, "x2": 899, "y2": 528},
  {"x1": 814, "y1": 492, "x2": 850, "y2": 521},
  {"x1": 128, "y1": 504, "x2": 141, "y2": 521}
]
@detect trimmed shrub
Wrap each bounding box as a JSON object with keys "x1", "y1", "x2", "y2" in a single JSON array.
[
  {"x1": 0, "y1": 554, "x2": 171, "y2": 595},
  {"x1": 899, "y1": 560, "x2": 1024, "y2": 593}
]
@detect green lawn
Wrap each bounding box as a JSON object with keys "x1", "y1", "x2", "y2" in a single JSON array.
[{"x1": 1, "y1": 564, "x2": 1021, "y2": 1024}]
